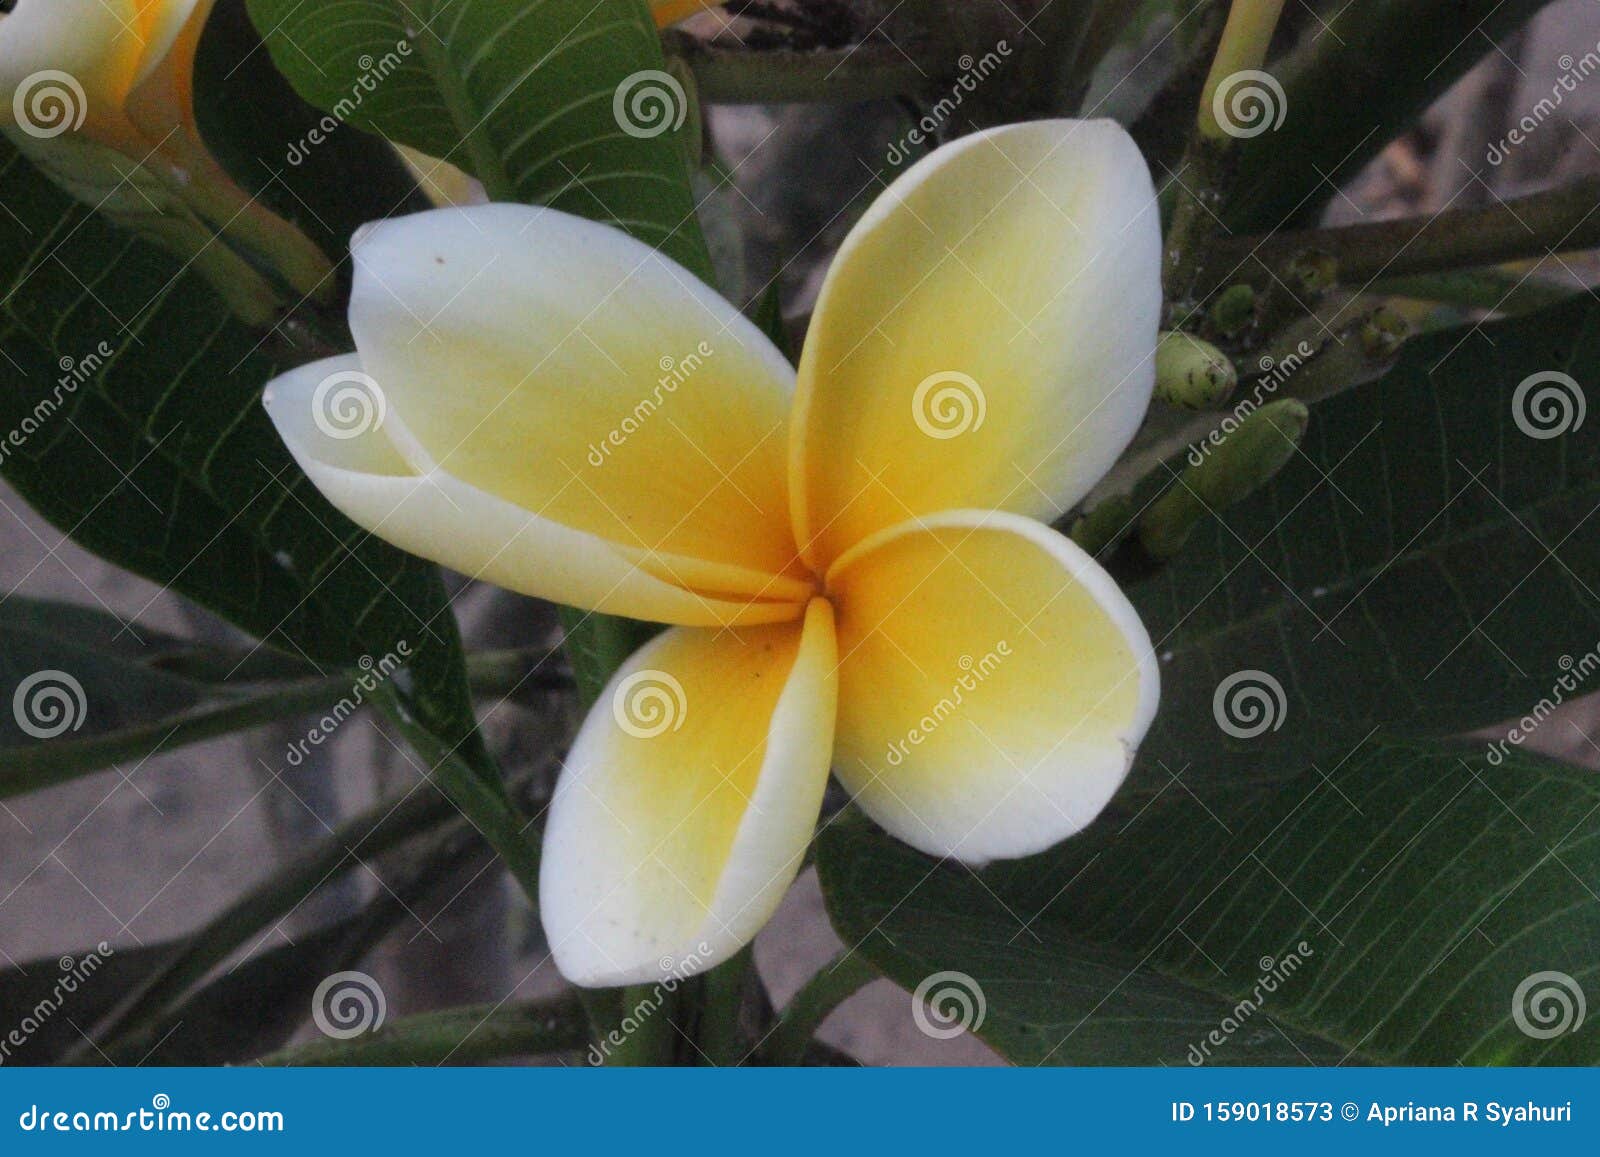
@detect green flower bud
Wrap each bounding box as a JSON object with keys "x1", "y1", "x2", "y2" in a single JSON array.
[
  {"x1": 1359, "y1": 306, "x2": 1410, "y2": 360},
  {"x1": 1155, "y1": 331, "x2": 1238, "y2": 410},
  {"x1": 1208, "y1": 283, "x2": 1257, "y2": 336},
  {"x1": 1194, "y1": 398, "x2": 1309, "y2": 508},
  {"x1": 1286, "y1": 249, "x2": 1338, "y2": 296},
  {"x1": 1139, "y1": 399, "x2": 1310, "y2": 558}
]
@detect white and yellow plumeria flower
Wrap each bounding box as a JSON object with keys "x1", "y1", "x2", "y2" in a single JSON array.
[
  {"x1": 262, "y1": 119, "x2": 1162, "y2": 987},
  {"x1": 0, "y1": 0, "x2": 331, "y2": 323}
]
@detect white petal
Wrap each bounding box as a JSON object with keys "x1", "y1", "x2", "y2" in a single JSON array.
[
  {"x1": 541, "y1": 600, "x2": 838, "y2": 987},
  {"x1": 344, "y1": 204, "x2": 808, "y2": 593},
  {"x1": 826, "y1": 509, "x2": 1158, "y2": 862},
  {"x1": 263, "y1": 354, "x2": 806, "y2": 627},
  {"x1": 791, "y1": 120, "x2": 1162, "y2": 567}
]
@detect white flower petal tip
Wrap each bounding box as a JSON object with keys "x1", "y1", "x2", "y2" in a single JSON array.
[
  {"x1": 826, "y1": 509, "x2": 1158, "y2": 864},
  {"x1": 541, "y1": 599, "x2": 838, "y2": 988},
  {"x1": 260, "y1": 354, "x2": 808, "y2": 628}
]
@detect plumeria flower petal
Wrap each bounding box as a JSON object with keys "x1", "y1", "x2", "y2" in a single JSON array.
[
  {"x1": 262, "y1": 118, "x2": 1162, "y2": 987},
  {"x1": 790, "y1": 119, "x2": 1163, "y2": 569},
  {"x1": 826, "y1": 509, "x2": 1158, "y2": 863},
  {"x1": 543, "y1": 599, "x2": 838, "y2": 986},
  {"x1": 265, "y1": 204, "x2": 812, "y2": 627},
  {"x1": 0, "y1": 0, "x2": 331, "y2": 324}
]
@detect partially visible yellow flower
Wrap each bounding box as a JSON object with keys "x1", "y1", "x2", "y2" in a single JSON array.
[
  {"x1": 263, "y1": 119, "x2": 1162, "y2": 987},
  {"x1": 651, "y1": 0, "x2": 728, "y2": 26},
  {"x1": 0, "y1": 0, "x2": 332, "y2": 324},
  {"x1": 393, "y1": 144, "x2": 484, "y2": 209}
]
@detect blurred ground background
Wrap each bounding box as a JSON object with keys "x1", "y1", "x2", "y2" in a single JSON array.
[{"x1": 4, "y1": 0, "x2": 1600, "y2": 1065}]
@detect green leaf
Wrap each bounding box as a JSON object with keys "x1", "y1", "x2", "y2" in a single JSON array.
[
  {"x1": 86, "y1": 749, "x2": 555, "y2": 1064},
  {"x1": 0, "y1": 940, "x2": 165, "y2": 1065},
  {"x1": 71, "y1": 769, "x2": 466, "y2": 1061},
  {"x1": 0, "y1": 598, "x2": 352, "y2": 797},
  {"x1": 1128, "y1": 296, "x2": 1600, "y2": 791},
  {"x1": 0, "y1": 918, "x2": 366, "y2": 1066},
  {"x1": 192, "y1": 0, "x2": 432, "y2": 277},
  {"x1": 0, "y1": 598, "x2": 202, "y2": 726},
  {"x1": 0, "y1": 138, "x2": 486, "y2": 772},
  {"x1": 818, "y1": 739, "x2": 1600, "y2": 1065},
  {"x1": 255, "y1": 996, "x2": 589, "y2": 1065},
  {"x1": 118, "y1": 917, "x2": 379, "y2": 1065},
  {"x1": 244, "y1": 0, "x2": 714, "y2": 281}
]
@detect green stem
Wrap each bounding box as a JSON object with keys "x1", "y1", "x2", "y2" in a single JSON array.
[
  {"x1": 573, "y1": 986, "x2": 624, "y2": 1057},
  {"x1": 463, "y1": 644, "x2": 573, "y2": 705},
  {"x1": 1165, "y1": 0, "x2": 1287, "y2": 303},
  {"x1": 148, "y1": 647, "x2": 316, "y2": 683},
  {"x1": 599, "y1": 983, "x2": 682, "y2": 1066},
  {"x1": 1207, "y1": 178, "x2": 1600, "y2": 292},
  {"x1": 765, "y1": 950, "x2": 879, "y2": 1066},
  {"x1": 1197, "y1": 0, "x2": 1286, "y2": 140},
  {"x1": 256, "y1": 996, "x2": 589, "y2": 1066},
  {"x1": 1376, "y1": 269, "x2": 1578, "y2": 316},
  {"x1": 1162, "y1": 134, "x2": 1231, "y2": 304},
  {"x1": 556, "y1": 606, "x2": 655, "y2": 706},
  {"x1": 697, "y1": 947, "x2": 754, "y2": 1066}
]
